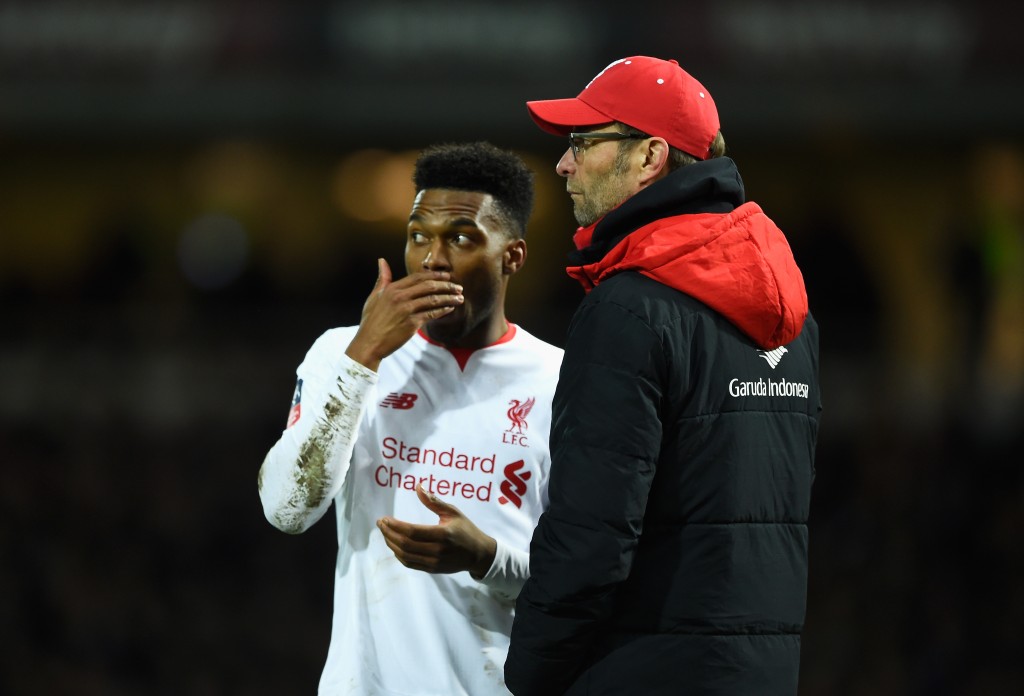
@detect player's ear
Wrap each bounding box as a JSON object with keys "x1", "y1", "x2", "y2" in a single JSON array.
[{"x1": 503, "y1": 238, "x2": 527, "y2": 275}]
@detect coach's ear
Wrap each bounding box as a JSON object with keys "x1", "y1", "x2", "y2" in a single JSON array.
[
  {"x1": 503, "y1": 239, "x2": 527, "y2": 275},
  {"x1": 637, "y1": 136, "x2": 671, "y2": 188}
]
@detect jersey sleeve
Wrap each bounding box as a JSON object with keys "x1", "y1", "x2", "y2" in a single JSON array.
[
  {"x1": 258, "y1": 329, "x2": 377, "y2": 534},
  {"x1": 475, "y1": 538, "x2": 530, "y2": 604}
]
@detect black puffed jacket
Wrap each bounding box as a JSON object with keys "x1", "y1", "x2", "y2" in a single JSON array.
[{"x1": 506, "y1": 158, "x2": 822, "y2": 696}]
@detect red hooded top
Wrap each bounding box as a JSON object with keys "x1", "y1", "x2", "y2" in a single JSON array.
[{"x1": 565, "y1": 166, "x2": 807, "y2": 350}]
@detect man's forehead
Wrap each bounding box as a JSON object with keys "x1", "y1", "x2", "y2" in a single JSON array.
[{"x1": 410, "y1": 188, "x2": 496, "y2": 221}]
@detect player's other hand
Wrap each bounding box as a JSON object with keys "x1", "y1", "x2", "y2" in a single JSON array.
[
  {"x1": 345, "y1": 258, "x2": 463, "y2": 371},
  {"x1": 376, "y1": 483, "x2": 497, "y2": 578}
]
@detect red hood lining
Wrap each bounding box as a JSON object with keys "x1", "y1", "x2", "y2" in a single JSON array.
[{"x1": 566, "y1": 203, "x2": 807, "y2": 349}]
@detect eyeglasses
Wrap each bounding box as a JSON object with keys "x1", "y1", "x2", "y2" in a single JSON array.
[{"x1": 568, "y1": 131, "x2": 647, "y2": 161}]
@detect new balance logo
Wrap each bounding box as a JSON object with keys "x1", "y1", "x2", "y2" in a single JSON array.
[
  {"x1": 380, "y1": 393, "x2": 418, "y2": 410},
  {"x1": 758, "y1": 346, "x2": 789, "y2": 369}
]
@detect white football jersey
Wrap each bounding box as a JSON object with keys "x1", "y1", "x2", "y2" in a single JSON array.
[{"x1": 260, "y1": 324, "x2": 562, "y2": 696}]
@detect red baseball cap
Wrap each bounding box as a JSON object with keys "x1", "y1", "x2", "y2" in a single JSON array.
[{"x1": 526, "y1": 56, "x2": 720, "y2": 160}]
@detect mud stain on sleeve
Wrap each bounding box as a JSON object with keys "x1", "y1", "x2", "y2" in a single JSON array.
[
  {"x1": 265, "y1": 365, "x2": 374, "y2": 532},
  {"x1": 289, "y1": 370, "x2": 369, "y2": 511}
]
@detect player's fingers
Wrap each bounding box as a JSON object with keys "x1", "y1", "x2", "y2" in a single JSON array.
[
  {"x1": 384, "y1": 287, "x2": 463, "y2": 322},
  {"x1": 401, "y1": 301, "x2": 459, "y2": 329},
  {"x1": 374, "y1": 258, "x2": 392, "y2": 290},
  {"x1": 403, "y1": 285, "x2": 464, "y2": 308},
  {"x1": 412, "y1": 305, "x2": 457, "y2": 323},
  {"x1": 388, "y1": 274, "x2": 462, "y2": 299},
  {"x1": 390, "y1": 538, "x2": 444, "y2": 560},
  {"x1": 410, "y1": 292, "x2": 463, "y2": 312},
  {"x1": 379, "y1": 517, "x2": 448, "y2": 544},
  {"x1": 416, "y1": 484, "x2": 463, "y2": 518},
  {"x1": 380, "y1": 533, "x2": 438, "y2": 571},
  {"x1": 403, "y1": 269, "x2": 452, "y2": 284},
  {"x1": 378, "y1": 523, "x2": 445, "y2": 568},
  {"x1": 394, "y1": 552, "x2": 440, "y2": 572}
]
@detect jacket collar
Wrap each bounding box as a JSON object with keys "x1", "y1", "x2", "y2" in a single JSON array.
[{"x1": 569, "y1": 157, "x2": 746, "y2": 266}]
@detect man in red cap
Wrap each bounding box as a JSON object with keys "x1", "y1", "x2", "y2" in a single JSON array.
[{"x1": 505, "y1": 56, "x2": 822, "y2": 695}]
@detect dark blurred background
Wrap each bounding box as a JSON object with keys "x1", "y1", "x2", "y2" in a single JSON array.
[{"x1": 2, "y1": 1, "x2": 1022, "y2": 694}]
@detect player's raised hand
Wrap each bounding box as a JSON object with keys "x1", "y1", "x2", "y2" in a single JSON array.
[
  {"x1": 345, "y1": 258, "x2": 463, "y2": 371},
  {"x1": 376, "y1": 484, "x2": 497, "y2": 578}
]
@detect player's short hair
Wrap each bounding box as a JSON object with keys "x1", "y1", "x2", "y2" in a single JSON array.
[{"x1": 413, "y1": 142, "x2": 535, "y2": 238}]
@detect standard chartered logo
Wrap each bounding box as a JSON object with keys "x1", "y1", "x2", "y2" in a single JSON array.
[{"x1": 728, "y1": 377, "x2": 810, "y2": 399}]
